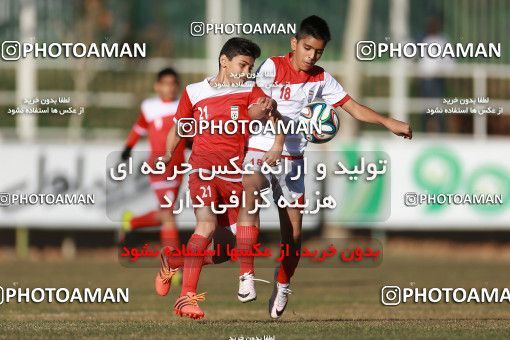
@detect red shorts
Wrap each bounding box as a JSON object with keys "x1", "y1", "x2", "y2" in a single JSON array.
[
  {"x1": 188, "y1": 172, "x2": 242, "y2": 227},
  {"x1": 149, "y1": 145, "x2": 186, "y2": 210},
  {"x1": 151, "y1": 177, "x2": 182, "y2": 209}
]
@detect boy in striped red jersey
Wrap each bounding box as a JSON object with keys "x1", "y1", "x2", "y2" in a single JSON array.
[
  {"x1": 120, "y1": 68, "x2": 187, "y2": 252},
  {"x1": 160, "y1": 37, "x2": 279, "y2": 320}
]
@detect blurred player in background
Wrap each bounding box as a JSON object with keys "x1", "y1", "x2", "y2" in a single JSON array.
[
  {"x1": 160, "y1": 37, "x2": 277, "y2": 320},
  {"x1": 240, "y1": 15, "x2": 413, "y2": 319},
  {"x1": 120, "y1": 68, "x2": 187, "y2": 253}
]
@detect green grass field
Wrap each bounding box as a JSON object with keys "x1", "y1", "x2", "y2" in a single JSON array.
[{"x1": 1, "y1": 240, "x2": 510, "y2": 339}]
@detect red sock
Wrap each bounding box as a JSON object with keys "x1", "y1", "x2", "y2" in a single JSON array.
[
  {"x1": 236, "y1": 225, "x2": 259, "y2": 275},
  {"x1": 204, "y1": 250, "x2": 214, "y2": 265},
  {"x1": 130, "y1": 210, "x2": 160, "y2": 230},
  {"x1": 181, "y1": 234, "x2": 210, "y2": 296},
  {"x1": 164, "y1": 241, "x2": 214, "y2": 269},
  {"x1": 277, "y1": 243, "x2": 301, "y2": 284},
  {"x1": 165, "y1": 246, "x2": 184, "y2": 269},
  {"x1": 160, "y1": 227, "x2": 180, "y2": 249}
]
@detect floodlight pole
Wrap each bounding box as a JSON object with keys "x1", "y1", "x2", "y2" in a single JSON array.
[
  {"x1": 15, "y1": 0, "x2": 38, "y2": 258},
  {"x1": 341, "y1": 0, "x2": 372, "y2": 140},
  {"x1": 16, "y1": 0, "x2": 37, "y2": 142},
  {"x1": 206, "y1": 0, "x2": 241, "y2": 75},
  {"x1": 389, "y1": 0, "x2": 409, "y2": 123}
]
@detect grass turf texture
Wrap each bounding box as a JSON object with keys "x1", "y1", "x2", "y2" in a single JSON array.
[{"x1": 1, "y1": 243, "x2": 510, "y2": 339}]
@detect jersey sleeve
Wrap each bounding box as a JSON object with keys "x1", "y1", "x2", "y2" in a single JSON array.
[
  {"x1": 255, "y1": 58, "x2": 276, "y2": 97},
  {"x1": 321, "y1": 72, "x2": 351, "y2": 108},
  {"x1": 247, "y1": 83, "x2": 268, "y2": 107},
  {"x1": 125, "y1": 111, "x2": 148, "y2": 148},
  {"x1": 173, "y1": 88, "x2": 194, "y2": 123}
]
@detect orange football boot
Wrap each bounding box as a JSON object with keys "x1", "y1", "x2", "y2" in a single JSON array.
[
  {"x1": 173, "y1": 292, "x2": 206, "y2": 319},
  {"x1": 154, "y1": 247, "x2": 178, "y2": 296}
]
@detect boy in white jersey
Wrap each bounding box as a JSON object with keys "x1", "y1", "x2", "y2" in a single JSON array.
[
  {"x1": 120, "y1": 68, "x2": 187, "y2": 251},
  {"x1": 236, "y1": 15, "x2": 412, "y2": 318}
]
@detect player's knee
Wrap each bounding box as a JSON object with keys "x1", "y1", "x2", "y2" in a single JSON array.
[
  {"x1": 195, "y1": 222, "x2": 215, "y2": 238},
  {"x1": 241, "y1": 182, "x2": 259, "y2": 196},
  {"x1": 292, "y1": 232, "x2": 302, "y2": 244},
  {"x1": 242, "y1": 172, "x2": 266, "y2": 190},
  {"x1": 159, "y1": 209, "x2": 175, "y2": 223},
  {"x1": 287, "y1": 225, "x2": 302, "y2": 244}
]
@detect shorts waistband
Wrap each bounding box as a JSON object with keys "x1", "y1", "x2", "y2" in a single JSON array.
[{"x1": 247, "y1": 147, "x2": 304, "y2": 160}]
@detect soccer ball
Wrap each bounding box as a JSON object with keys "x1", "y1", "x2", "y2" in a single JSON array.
[{"x1": 299, "y1": 101, "x2": 340, "y2": 144}]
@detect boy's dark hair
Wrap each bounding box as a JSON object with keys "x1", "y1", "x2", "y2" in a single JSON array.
[
  {"x1": 218, "y1": 37, "x2": 261, "y2": 67},
  {"x1": 157, "y1": 67, "x2": 180, "y2": 83},
  {"x1": 296, "y1": 15, "x2": 331, "y2": 43}
]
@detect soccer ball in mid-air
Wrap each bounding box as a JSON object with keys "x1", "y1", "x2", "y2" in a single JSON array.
[{"x1": 299, "y1": 101, "x2": 340, "y2": 144}]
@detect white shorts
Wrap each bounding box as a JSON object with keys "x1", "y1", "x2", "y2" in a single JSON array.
[{"x1": 243, "y1": 149, "x2": 305, "y2": 204}]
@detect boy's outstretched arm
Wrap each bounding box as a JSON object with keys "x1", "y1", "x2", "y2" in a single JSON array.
[
  {"x1": 248, "y1": 97, "x2": 283, "y2": 166},
  {"x1": 341, "y1": 98, "x2": 413, "y2": 139},
  {"x1": 162, "y1": 124, "x2": 181, "y2": 164},
  {"x1": 121, "y1": 112, "x2": 148, "y2": 160},
  {"x1": 262, "y1": 110, "x2": 284, "y2": 166}
]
